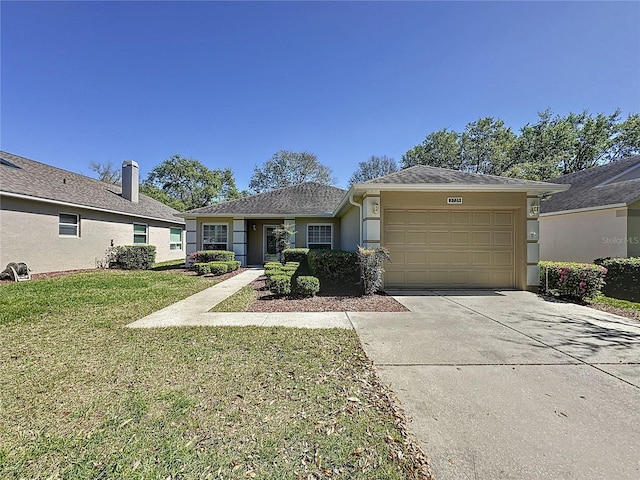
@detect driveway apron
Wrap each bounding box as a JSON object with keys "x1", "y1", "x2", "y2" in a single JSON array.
[{"x1": 349, "y1": 290, "x2": 640, "y2": 479}]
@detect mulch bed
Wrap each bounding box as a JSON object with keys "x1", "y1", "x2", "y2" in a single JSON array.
[
  {"x1": 246, "y1": 277, "x2": 409, "y2": 312},
  {"x1": 588, "y1": 303, "x2": 640, "y2": 322}
]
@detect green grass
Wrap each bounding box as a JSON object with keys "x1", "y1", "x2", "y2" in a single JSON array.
[
  {"x1": 210, "y1": 285, "x2": 256, "y2": 312},
  {"x1": 0, "y1": 270, "x2": 422, "y2": 479},
  {"x1": 591, "y1": 295, "x2": 640, "y2": 312}
]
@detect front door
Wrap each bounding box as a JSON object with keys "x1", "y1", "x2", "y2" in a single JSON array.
[{"x1": 264, "y1": 225, "x2": 278, "y2": 262}]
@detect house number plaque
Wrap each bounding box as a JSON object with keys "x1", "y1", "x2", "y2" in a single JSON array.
[{"x1": 447, "y1": 197, "x2": 463, "y2": 204}]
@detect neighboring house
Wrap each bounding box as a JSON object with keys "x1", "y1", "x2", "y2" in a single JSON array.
[
  {"x1": 0, "y1": 151, "x2": 185, "y2": 273},
  {"x1": 182, "y1": 167, "x2": 567, "y2": 290},
  {"x1": 539, "y1": 155, "x2": 640, "y2": 263}
]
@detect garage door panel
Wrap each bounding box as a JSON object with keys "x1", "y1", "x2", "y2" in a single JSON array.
[
  {"x1": 384, "y1": 208, "x2": 516, "y2": 289},
  {"x1": 473, "y1": 211, "x2": 492, "y2": 225},
  {"x1": 406, "y1": 230, "x2": 427, "y2": 244},
  {"x1": 429, "y1": 211, "x2": 449, "y2": 225},
  {"x1": 386, "y1": 230, "x2": 405, "y2": 244},
  {"x1": 406, "y1": 251, "x2": 427, "y2": 264},
  {"x1": 450, "y1": 251, "x2": 471, "y2": 265},
  {"x1": 472, "y1": 251, "x2": 492, "y2": 265},
  {"x1": 386, "y1": 210, "x2": 406, "y2": 225},
  {"x1": 407, "y1": 211, "x2": 428, "y2": 225},
  {"x1": 451, "y1": 211, "x2": 471, "y2": 225},
  {"x1": 493, "y1": 231, "x2": 513, "y2": 246},
  {"x1": 429, "y1": 251, "x2": 449, "y2": 265},
  {"x1": 451, "y1": 231, "x2": 470, "y2": 245},
  {"x1": 429, "y1": 231, "x2": 450, "y2": 244},
  {"x1": 494, "y1": 212, "x2": 513, "y2": 226},
  {"x1": 472, "y1": 231, "x2": 492, "y2": 246}
]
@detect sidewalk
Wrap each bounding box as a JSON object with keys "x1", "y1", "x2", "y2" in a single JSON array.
[{"x1": 127, "y1": 268, "x2": 353, "y2": 329}]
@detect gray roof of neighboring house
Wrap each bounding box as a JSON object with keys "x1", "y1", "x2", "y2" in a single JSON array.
[
  {"x1": 362, "y1": 165, "x2": 557, "y2": 187},
  {"x1": 185, "y1": 182, "x2": 347, "y2": 216},
  {"x1": 541, "y1": 156, "x2": 640, "y2": 214},
  {"x1": 0, "y1": 151, "x2": 184, "y2": 224}
]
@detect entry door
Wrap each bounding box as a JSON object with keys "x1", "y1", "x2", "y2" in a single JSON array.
[{"x1": 264, "y1": 225, "x2": 278, "y2": 262}]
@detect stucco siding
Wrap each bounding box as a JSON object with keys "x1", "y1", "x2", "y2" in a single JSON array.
[
  {"x1": 340, "y1": 205, "x2": 360, "y2": 252},
  {"x1": 1, "y1": 197, "x2": 184, "y2": 273},
  {"x1": 628, "y1": 200, "x2": 640, "y2": 257},
  {"x1": 539, "y1": 207, "x2": 628, "y2": 262}
]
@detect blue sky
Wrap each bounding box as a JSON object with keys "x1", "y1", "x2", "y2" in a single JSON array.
[{"x1": 2, "y1": 1, "x2": 639, "y2": 190}]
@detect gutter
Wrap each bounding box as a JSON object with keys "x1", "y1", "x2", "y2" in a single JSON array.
[{"x1": 348, "y1": 194, "x2": 363, "y2": 246}]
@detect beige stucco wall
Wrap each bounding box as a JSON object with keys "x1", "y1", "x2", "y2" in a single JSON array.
[
  {"x1": 626, "y1": 200, "x2": 640, "y2": 257},
  {"x1": 340, "y1": 205, "x2": 360, "y2": 252},
  {"x1": 380, "y1": 191, "x2": 528, "y2": 289},
  {"x1": 0, "y1": 196, "x2": 184, "y2": 273},
  {"x1": 539, "y1": 207, "x2": 628, "y2": 262}
]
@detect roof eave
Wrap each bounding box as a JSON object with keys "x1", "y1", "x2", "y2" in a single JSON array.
[
  {"x1": 1, "y1": 191, "x2": 185, "y2": 225},
  {"x1": 178, "y1": 212, "x2": 335, "y2": 219},
  {"x1": 351, "y1": 182, "x2": 570, "y2": 195}
]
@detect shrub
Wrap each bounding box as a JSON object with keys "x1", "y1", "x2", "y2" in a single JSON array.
[
  {"x1": 189, "y1": 250, "x2": 235, "y2": 263},
  {"x1": 208, "y1": 262, "x2": 229, "y2": 276},
  {"x1": 283, "y1": 248, "x2": 310, "y2": 270},
  {"x1": 224, "y1": 260, "x2": 241, "y2": 272},
  {"x1": 294, "y1": 276, "x2": 320, "y2": 297},
  {"x1": 593, "y1": 257, "x2": 640, "y2": 302},
  {"x1": 357, "y1": 246, "x2": 391, "y2": 295},
  {"x1": 282, "y1": 262, "x2": 300, "y2": 274},
  {"x1": 110, "y1": 245, "x2": 156, "y2": 270},
  {"x1": 269, "y1": 275, "x2": 292, "y2": 296},
  {"x1": 193, "y1": 262, "x2": 211, "y2": 275},
  {"x1": 308, "y1": 250, "x2": 359, "y2": 285},
  {"x1": 539, "y1": 261, "x2": 607, "y2": 301},
  {"x1": 264, "y1": 261, "x2": 283, "y2": 269}
]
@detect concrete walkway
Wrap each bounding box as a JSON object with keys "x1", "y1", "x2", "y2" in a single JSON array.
[{"x1": 127, "y1": 268, "x2": 353, "y2": 329}]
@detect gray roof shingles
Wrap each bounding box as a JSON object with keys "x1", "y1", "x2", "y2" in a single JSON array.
[
  {"x1": 363, "y1": 164, "x2": 556, "y2": 187},
  {"x1": 541, "y1": 156, "x2": 640, "y2": 213},
  {"x1": 0, "y1": 151, "x2": 184, "y2": 224},
  {"x1": 186, "y1": 182, "x2": 347, "y2": 216}
]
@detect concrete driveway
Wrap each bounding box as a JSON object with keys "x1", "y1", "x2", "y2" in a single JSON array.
[{"x1": 349, "y1": 291, "x2": 640, "y2": 479}]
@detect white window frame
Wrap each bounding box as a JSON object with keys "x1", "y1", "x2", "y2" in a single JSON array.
[
  {"x1": 307, "y1": 223, "x2": 333, "y2": 250},
  {"x1": 133, "y1": 223, "x2": 148, "y2": 244},
  {"x1": 169, "y1": 227, "x2": 183, "y2": 251},
  {"x1": 59, "y1": 213, "x2": 79, "y2": 237},
  {"x1": 202, "y1": 223, "x2": 229, "y2": 250}
]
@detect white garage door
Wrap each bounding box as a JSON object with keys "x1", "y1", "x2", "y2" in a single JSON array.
[{"x1": 384, "y1": 209, "x2": 516, "y2": 288}]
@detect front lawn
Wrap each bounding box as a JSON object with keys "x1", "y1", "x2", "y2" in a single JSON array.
[{"x1": 0, "y1": 270, "x2": 429, "y2": 479}]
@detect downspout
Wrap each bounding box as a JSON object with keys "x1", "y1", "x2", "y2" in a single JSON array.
[{"x1": 348, "y1": 194, "x2": 363, "y2": 246}]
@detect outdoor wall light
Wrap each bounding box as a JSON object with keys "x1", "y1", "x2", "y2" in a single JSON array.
[
  {"x1": 252, "y1": 224, "x2": 257, "y2": 231},
  {"x1": 527, "y1": 198, "x2": 540, "y2": 218},
  {"x1": 373, "y1": 202, "x2": 379, "y2": 214},
  {"x1": 529, "y1": 204, "x2": 539, "y2": 217}
]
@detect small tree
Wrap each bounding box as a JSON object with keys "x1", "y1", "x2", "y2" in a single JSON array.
[
  {"x1": 357, "y1": 246, "x2": 391, "y2": 295},
  {"x1": 273, "y1": 224, "x2": 296, "y2": 261}
]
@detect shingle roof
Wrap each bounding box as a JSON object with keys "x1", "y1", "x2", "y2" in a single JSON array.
[
  {"x1": 0, "y1": 151, "x2": 184, "y2": 224},
  {"x1": 363, "y1": 164, "x2": 557, "y2": 187},
  {"x1": 185, "y1": 182, "x2": 347, "y2": 216},
  {"x1": 541, "y1": 156, "x2": 640, "y2": 213}
]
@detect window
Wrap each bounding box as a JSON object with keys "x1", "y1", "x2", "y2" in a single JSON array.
[
  {"x1": 133, "y1": 223, "x2": 148, "y2": 244},
  {"x1": 202, "y1": 223, "x2": 228, "y2": 250},
  {"x1": 307, "y1": 224, "x2": 332, "y2": 249},
  {"x1": 170, "y1": 227, "x2": 183, "y2": 250},
  {"x1": 59, "y1": 213, "x2": 79, "y2": 236}
]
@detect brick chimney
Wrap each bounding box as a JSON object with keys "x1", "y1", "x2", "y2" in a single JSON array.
[{"x1": 122, "y1": 160, "x2": 139, "y2": 203}]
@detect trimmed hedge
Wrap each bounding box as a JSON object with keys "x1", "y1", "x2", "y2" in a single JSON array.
[
  {"x1": 295, "y1": 276, "x2": 320, "y2": 297},
  {"x1": 193, "y1": 261, "x2": 230, "y2": 276},
  {"x1": 539, "y1": 261, "x2": 607, "y2": 301},
  {"x1": 189, "y1": 250, "x2": 235, "y2": 263},
  {"x1": 111, "y1": 245, "x2": 156, "y2": 270},
  {"x1": 225, "y1": 260, "x2": 241, "y2": 272},
  {"x1": 269, "y1": 275, "x2": 292, "y2": 296},
  {"x1": 283, "y1": 248, "x2": 310, "y2": 270},
  {"x1": 594, "y1": 257, "x2": 640, "y2": 302},
  {"x1": 308, "y1": 250, "x2": 359, "y2": 285}
]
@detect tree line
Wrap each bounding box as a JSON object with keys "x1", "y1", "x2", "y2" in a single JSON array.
[{"x1": 90, "y1": 108, "x2": 639, "y2": 211}]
